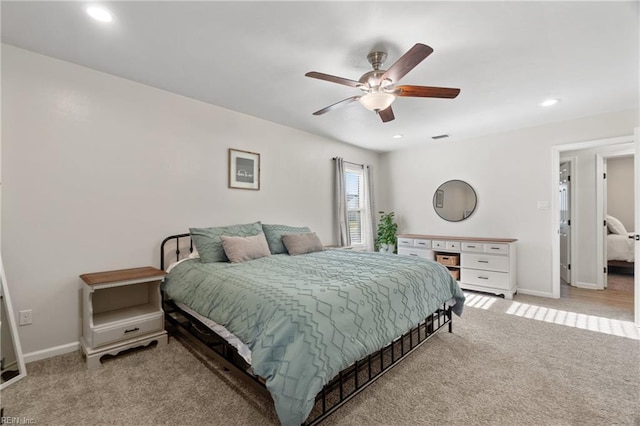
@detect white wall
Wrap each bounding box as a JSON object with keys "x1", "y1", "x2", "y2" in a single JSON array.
[
  {"x1": 1, "y1": 45, "x2": 379, "y2": 356},
  {"x1": 607, "y1": 156, "x2": 635, "y2": 231},
  {"x1": 378, "y1": 109, "x2": 639, "y2": 298}
]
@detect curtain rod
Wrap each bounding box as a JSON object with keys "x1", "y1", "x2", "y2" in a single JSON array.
[{"x1": 332, "y1": 157, "x2": 364, "y2": 167}]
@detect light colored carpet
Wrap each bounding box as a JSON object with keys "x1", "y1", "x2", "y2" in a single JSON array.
[{"x1": 2, "y1": 292, "x2": 639, "y2": 425}]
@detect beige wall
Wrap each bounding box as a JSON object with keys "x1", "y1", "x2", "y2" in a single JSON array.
[{"x1": 1, "y1": 45, "x2": 379, "y2": 357}]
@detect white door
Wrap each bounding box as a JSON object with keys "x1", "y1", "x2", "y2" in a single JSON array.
[
  {"x1": 559, "y1": 162, "x2": 571, "y2": 284},
  {"x1": 634, "y1": 128, "x2": 639, "y2": 327}
]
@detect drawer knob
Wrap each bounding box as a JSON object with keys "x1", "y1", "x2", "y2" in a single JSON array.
[
  {"x1": 124, "y1": 327, "x2": 140, "y2": 334},
  {"x1": 478, "y1": 276, "x2": 489, "y2": 280},
  {"x1": 478, "y1": 260, "x2": 489, "y2": 263}
]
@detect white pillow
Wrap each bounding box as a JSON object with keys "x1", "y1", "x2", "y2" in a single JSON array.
[
  {"x1": 606, "y1": 215, "x2": 627, "y2": 235},
  {"x1": 188, "y1": 250, "x2": 200, "y2": 259}
]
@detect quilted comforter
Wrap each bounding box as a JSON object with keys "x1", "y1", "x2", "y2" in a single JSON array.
[{"x1": 162, "y1": 249, "x2": 465, "y2": 425}]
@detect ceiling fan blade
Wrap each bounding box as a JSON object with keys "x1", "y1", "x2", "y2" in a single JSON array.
[
  {"x1": 381, "y1": 43, "x2": 433, "y2": 84},
  {"x1": 305, "y1": 71, "x2": 362, "y2": 88},
  {"x1": 312, "y1": 96, "x2": 361, "y2": 115},
  {"x1": 396, "y1": 85, "x2": 461, "y2": 99},
  {"x1": 378, "y1": 106, "x2": 395, "y2": 123}
]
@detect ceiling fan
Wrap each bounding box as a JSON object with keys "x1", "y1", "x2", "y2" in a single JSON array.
[{"x1": 305, "y1": 43, "x2": 460, "y2": 123}]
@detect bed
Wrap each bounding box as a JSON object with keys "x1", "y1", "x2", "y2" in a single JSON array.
[
  {"x1": 160, "y1": 228, "x2": 465, "y2": 425},
  {"x1": 606, "y1": 215, "x2": 635, "y2": 272}
]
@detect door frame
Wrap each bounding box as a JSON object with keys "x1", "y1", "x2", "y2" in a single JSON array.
[
  {"x1": 551, "y1": 134, "x2": 637, "y2": 327},
  {"x1": 596, "y1": 148, "x2": 635, "y2": 289},
  {"x1": 559, "y1": 156, "x2": 577, "y2": 286}
]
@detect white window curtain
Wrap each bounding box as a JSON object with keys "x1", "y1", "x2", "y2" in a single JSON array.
[
  {"x1": 334, "y1": 158, "x2": 375, "y2": 250},
  {"x1": 334, "y1": 157, "x2": 350, "y2": 246},
  {"x1": 363, "y1": 164, "x2": 375, "y2": 251}
]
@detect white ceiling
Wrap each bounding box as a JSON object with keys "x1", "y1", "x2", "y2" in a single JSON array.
[{"x1": 2, "y1": 1, "x2": 638, "y2": 152}]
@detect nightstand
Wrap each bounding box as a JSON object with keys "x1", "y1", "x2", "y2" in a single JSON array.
[{"x1": 79, "y1": 266, "x2": 168, "y2": 369}]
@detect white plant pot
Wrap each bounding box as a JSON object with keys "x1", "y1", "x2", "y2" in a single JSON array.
[{"x1": 379, "y1": 243, "x2": 396, "y2": 254}]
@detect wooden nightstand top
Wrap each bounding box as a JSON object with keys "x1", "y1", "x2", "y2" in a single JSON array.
[{"x1": 80, "y1": 267, "x2": 166, "y2": 286}]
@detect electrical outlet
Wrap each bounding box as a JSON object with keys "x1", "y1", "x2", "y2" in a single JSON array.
[{"x1": 19, "y1": 309, "x2": 32, "y2": 326}]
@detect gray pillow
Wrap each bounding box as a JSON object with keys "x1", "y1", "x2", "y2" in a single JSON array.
[
  {"x1": 190, "y1": 221, "x2": 263, "y2": 263},
  {"x1": 282, "y1": 232, "x2": 324, "y2": 256},
  {"x1": 220, "y1": 233, "x2": 271, "y2": 263},
  {"x1": 262, "y1": 224, "x2": 311, "y2": 254}
]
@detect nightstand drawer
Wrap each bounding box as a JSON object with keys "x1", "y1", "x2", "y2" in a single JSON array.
[
  {"x1": 92, "y1": 312, "x2": 163, "y2": 347},
  {"x1": 461, "y1": 269, "x2": 509, "y2": 290}
]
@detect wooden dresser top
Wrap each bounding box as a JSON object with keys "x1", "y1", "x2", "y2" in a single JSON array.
[
  {"x1": 398, "y1": 234, "x2": 518, "y2": 243},
  {"x1": 80, "y1": 266, "x2": 166, "y2": 286}
]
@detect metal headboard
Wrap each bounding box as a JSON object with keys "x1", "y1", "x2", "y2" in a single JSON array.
[{"x1": 160, "y1": 233, "x2": 193, "y2": 271}]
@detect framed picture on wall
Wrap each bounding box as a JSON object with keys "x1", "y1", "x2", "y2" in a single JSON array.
[{"x1": 229, "y1": 148, "x2": 260, "y2": 190}]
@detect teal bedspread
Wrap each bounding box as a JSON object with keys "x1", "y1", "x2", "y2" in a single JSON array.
[{"x1": 162, "y1": 249, "x2": 465, "y2": 425}]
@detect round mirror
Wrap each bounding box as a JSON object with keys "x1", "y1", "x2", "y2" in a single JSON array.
[{"x1": 433, "y1": 180, "x2": 477, "y2": 222}]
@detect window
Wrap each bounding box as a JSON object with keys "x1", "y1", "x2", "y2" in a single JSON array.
[{"x1": 345, "y1": 164, "x2": 365, "y2": 246}]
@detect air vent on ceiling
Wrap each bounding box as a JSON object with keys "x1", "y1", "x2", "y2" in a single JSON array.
[{"x1": 431, "y1": 134, "x2": 450, "y2": 140}]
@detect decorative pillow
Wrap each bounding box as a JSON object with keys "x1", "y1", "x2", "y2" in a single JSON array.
[
  {"x1": 221, "y1": 233, "x2": 271, "y2": 263},
  {"x1": 262, "y1": 224, "x2": 311, "y2": 254},
  {"x1": 606, "y1": 215, "x2": 627, "y2": 235},
  {"x1": 282, "y1": 232, "x2": 324, "y2": 256},
  {"x1": 190, "y1": 221, "x2": 263, "y2": 263}
]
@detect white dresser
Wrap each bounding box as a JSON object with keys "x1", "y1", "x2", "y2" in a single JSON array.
[{"x1": 397, "y1": 234, "x2": 518, "y2": 299}]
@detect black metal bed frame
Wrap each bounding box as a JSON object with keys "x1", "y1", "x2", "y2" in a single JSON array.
[{"x1": 161, "y1": 233, "x2": 453, "y2": 426}]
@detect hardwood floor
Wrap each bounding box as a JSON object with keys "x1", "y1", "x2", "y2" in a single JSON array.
[{"x1": 561, "y1": 274, "x2": 634, "y2": 310}]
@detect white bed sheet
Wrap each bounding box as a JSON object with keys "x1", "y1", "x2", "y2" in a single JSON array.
[
  {"x1": 607, "y1": 233, "x2": 635, "y2": 262},
  {"x1": 175, "y1": 301, "x2": 253, "y2": 364}
]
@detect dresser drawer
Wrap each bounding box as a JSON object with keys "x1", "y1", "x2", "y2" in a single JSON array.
[
  {"x1": 413, "y1": 239, "x2": 431, "y2": 249},
  {"x1": 484, "y1": 243, "x2": 509, "y2": 254},
  {"x1": 462, "y1": 253, "x2": 509, "y2": 272},
  {"x1": 446, "y1": 241, "x2": 461, "y2": 251},
  {"x1": 92, "y1": 312, "x2": 163, "y2": 347},
  {"x1": 432, "y1": 240, "x2": 446, "y2": 249},
  {"x1": 398, "y1": 248, "x2": 431, "y2": 259},
  {"x1": 461, "y1": 269, "x2": 510, "y2": 290},
  {"x1": 397, "y1": 238, "x2": 414, "y2": 248},
  {"x1": 462, "y1": 242, "x2": 483, "y2": 252}
]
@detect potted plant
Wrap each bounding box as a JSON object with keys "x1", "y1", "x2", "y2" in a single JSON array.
[{"x1": 376, "y1": 211, "x2": 398, "y2": 254}]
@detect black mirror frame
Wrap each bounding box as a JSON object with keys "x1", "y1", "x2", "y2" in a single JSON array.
[{"x1": 433, "y1": 180, "x2": 477, "y2": 222}]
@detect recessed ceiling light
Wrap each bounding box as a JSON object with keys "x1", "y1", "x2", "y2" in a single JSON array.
[
  {"x1": 393, "y1": 134, "x2": 403, "y2": 139},
  {"x1": 540, "y1": 98, "x2": 559, "y2": 107},
  {"x1": 86, "y1": 6, "x2": 113, "y2": 23}
]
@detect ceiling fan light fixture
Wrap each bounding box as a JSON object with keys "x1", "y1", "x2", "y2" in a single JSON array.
[{"x1": 359, "y1": 92, "x2": 396, "y2": 112}]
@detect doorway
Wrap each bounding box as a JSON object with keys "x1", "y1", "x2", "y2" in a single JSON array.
[
  {"x1": 559, "y1": 160, "x2": 572, "y2": 285},
  {"x1": 601, "y1": 153, "x2": 635, "y2": 297},
  {"x1": 551, "y1": 133, "x2": 639, "y2": 327}
]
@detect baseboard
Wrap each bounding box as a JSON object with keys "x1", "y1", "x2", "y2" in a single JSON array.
[
  {"x1": 575, "y1": 281, "x2": 601, "y2": 290},
  {"x1": 24, "y1": 341, "x2": 80, "y2": 363},
  {"x1": 516, "y1": 288, "x2": 555, "y2": 298}
]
